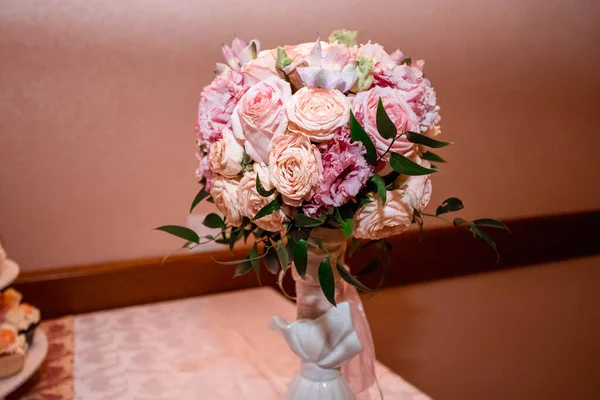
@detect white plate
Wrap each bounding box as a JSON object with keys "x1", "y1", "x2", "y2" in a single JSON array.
[
  {"x1": 0, "y1": 330, "x2": 48, "y2": 398},
  {"x1": 0, "y1": 260, "x2": 19, "y2": 291}
]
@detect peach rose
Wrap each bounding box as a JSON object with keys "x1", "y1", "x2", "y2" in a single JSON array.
[
  {"x1": 232, "y1": 76, "x2": 291, "y2": 164},
  {"x1": 352, "y1": 86, "x2": 420, "y2": 157},
  {"x1": 354, "y1": 158, "x2": 432, "y2": 239},
  {"x1": 269, "y1": 132, "x2": 323, "y2": 207},
  {"x1": 237, "y1": 164, "x2": 288, "y2": 232},
  {"x1": 241, "y1": 50, "x2": 279, "y2": 84},
  {"x1": 286, "y1": 87, "x2": 350, "y2": 142},
  {"x1": 209, "y1": 175, "x2": 243, "y2": 227},
  {"x1": 208, "y1": 128, "x2": 244, "y2": 177}
]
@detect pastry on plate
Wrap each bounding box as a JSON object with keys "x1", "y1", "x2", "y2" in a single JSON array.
[
  {"x1": 0, "y1": 324, "x2": 26, "y2": 379},
  {"x1": 5, "y1": 304, "x2": 41, "y2": 347},
  {"x1": 0, "y1": 288, "x2": 22, "y2": 317}
]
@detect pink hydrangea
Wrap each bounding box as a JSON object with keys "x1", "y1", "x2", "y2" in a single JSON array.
[
  {"x1": 196, "y1": 71, "x2": 245, "y2": 144},
  {"x1": 304, "y1": 131, "x2": 373, "y2": 217},
  {"x1": 195, "y1": 152, "x2": 213, "y2": 190}
]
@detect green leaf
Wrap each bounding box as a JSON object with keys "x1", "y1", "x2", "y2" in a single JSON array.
[
  {"x1": 421, "y1": 150, "x2": 446, "y2": 163},
  {"x1": 250, "y1": 41, "x2": 258, "y2": 59},
  {"x1": 383, "y1": 171, "x2": 400, "y2": 189},
  {"x1": 370, "y1": 174, "x2": 387, "y2": 204},
  {"x1": 390, "y1": 152, "x2": 438, "y2": 176},
  {"x1": 293, "y1": 239, "x2": 308, "y2": 279},
  {"x1": 473, "y1": 218, "x2": 511, "y2": 232},
  {"x1": 203, "y1": 213, "x2": 226, "y2": 229},
  {"x1": 405, "y1": 131, "x2": 452, "y2": 148},
  {"x1": 234, "y1": 261, "x2": 253, "y2": 277},
  {"x1": 190, "y1": 188, "x2": 210, "y2": 213},
  {"x1": 249, "y1": 244, "x2": 261, "y2": 282},
  {"x1": 469, "y1": 224, "x2": 500, "y2": 261},
  {"x1": 275, "y1": 46, "x2": 293, "y2": 69},
  {"x1": 453, "y1": 217, "x2": 469, "y2": 227},
  {"x1": 294, "y1": 214, "x2": 325, "y2": 228},
  {"x1": 318, "y1": 256, "x2": 336, "y2": 306},
  {"x1": 253, "y1": 197, "x2": 281, "y2": 220},
  {"x1": 349, "y1": 237, "x2": 361, "y2": 257},
  {"x1": 243, "y1": 228, "x2": 252, "y2": 243},
  {"x1": 276, "y1": 240, "x2": 290, "y2": 271},
  {"x1": 350, "y1": 110, "x2": 377, "y2": 165},
  {"x1": 436, "y1": 197, "x2": 464, "y2": 216},
  {"x1": 229, "y1": 228, "x2": 244, "y2": 251},
  {"x1": 376, "y1": 98, "x2": 397, "y2": 139},
  {"x1": 334, "y1": 208, "x2": 354, "y2": 238},
  {"x1": 357, "y1": 258, "x2": 379, "y2": 276},
  {"x1": 256, "y1": 174, "x2": 276, "y2": 197},
  {"x1": 213, "y1": 252, "x2": 268, "y2": 265},
  {"x1": 400, "y1": 57, "x2": 412, "y2": 66},
  {"x1": 155, "y1": 225, "x2": 200, "y2": 244},
  {"x1": 264, "y1": 247, "x2": 279, "y2": 275},
  {"x1": 337, "y1": 264, "x2": 374, "y2": 292}
]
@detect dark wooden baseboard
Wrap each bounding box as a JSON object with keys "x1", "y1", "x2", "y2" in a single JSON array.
[{"x1": 14, "y1": 210, "x2": 600, "y2": 319}]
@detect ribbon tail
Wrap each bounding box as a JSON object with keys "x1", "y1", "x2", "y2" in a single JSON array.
[{"x1": 339, "y1": 277, "x2": 380, "y2": 397}]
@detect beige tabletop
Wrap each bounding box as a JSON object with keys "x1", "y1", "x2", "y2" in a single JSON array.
[{"x1": 74, "y1": 287, "x2": 430, "y2": 399}]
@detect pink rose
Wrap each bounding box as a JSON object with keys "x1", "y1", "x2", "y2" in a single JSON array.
[
  {"x1": 209, "y1": 175, "x2": 243, "y2": 227},
  {"x1": 269, "y1": 132, "x2": 323, "y2": 207},
  {"x1": 237, "y1": 164, "x2": 289, "y2": 232},
  {"x1": 286, "y1": 87, "x2": 350, "y2": 142},
  {"x1": 231, "y1": 76, "x2": 291, "y2": 164},
  {"x1": 352, "y1": 86, "x2": 419, "y2": 157},
  {"x1": 196, "y1": 71, "x2": 245, "y2": 144},
  {"x1": 208, "y1": 128, "x2": 245, "y2": 177}
]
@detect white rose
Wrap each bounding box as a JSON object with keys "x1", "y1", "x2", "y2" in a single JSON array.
[{"x1": 209, "y1": 175, "x2": 243, "y2": 227}]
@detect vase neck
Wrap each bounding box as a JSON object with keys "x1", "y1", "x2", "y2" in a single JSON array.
[{"x1": 293, "y1": 228, "x2": 347, "y2": 286}]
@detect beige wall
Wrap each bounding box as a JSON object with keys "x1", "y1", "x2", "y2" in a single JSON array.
[
  {"x1": 364, "y1": 256, "x2": 600, "y2": 400},
  {"x1": 1, "y1": 0, "x2": 599, "y2": 270}
]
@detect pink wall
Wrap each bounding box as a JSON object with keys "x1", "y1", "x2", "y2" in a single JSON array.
[{"x1": 1, "y1": 0, "x2": 599, "y2": 270}]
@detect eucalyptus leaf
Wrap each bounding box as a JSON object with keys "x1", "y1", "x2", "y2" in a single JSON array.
[
  {"x1": 253, "y1": 197, "x2": 282, "y2": 220},
  {"x1": 357, "y1": 258, "x2": 379, "y2": 276},
  {"x1": 156, "y1": 225, "x2": 200, "y2": 244},
  {"x1": 350, "y1": 110, "x2": 377, "y2": 165},
  {"x1": 390, "y1": 153, "x2": 438, "y2": 176},
  {"x1": 190, "y1": 188, "x2": 210, "y2": 213},
  {"x1": 436, "y1": 197, "x2": 464, "y2": 216},
  {"x1": 421, "y1": 151, "x2": 446, "y2": 163},
  {"x1": 294, "y1": 214, "x2": 325, "y2": 228},
  {"x1": 473, "y1": 218, "x2": 511, "y2": 232},
  {"x1": 276, "y1": 240, "x2": 290, "y2": 271},
  {"x1": 405, "y1": 131, "x2": 452, "y2": 148},
  {"x1": 234, "y1": 261, "x2": 253, "y2": 277},
  {"x1": 376, "y1": 98, "x2": 397, "y2": 139},
  {"x1": 293, "y1": 239, "x2": 308, "y2": 279},
  {"x1": 249, "y1": 244, "x2": 261, "y2": 282},
  {"x1": 337, "y1": 264, "x2": 374, "y2": 292},
  {"x1": 318, "y1": 256, "x2": 336, "y2": 306},
  {"x1": 256, "y1": 174, "x2": 276, "y2": 197},
  {"x1": 349, "y1": 237, "x2": 361, "y2": 257},
  {"x1": 203, "y1": 213, "x2": 226, "y2": 229},
  {"x1": 370, "y1": 174, "x2": 387, "y2": 204},
  {"x1": 264, "y1": 248, "x2": 279, "y2": 275},
  {"x1": 469, "y1": 224, "x2": 500, "y2": 261}
]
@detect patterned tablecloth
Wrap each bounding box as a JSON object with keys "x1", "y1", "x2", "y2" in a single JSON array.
[{"x1": 11, "y1": 287, "x2": 429, "y2": 399}]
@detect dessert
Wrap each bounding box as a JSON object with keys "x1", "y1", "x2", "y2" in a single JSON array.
[
  {"x1": 5, "y1": 304, "x2": 41, "y2": 347},
  {"x1": 0, "y1": 324, "x2": 26, "y2": 378},
  {"x1": 0, "y1": 288, "x2": 22, "y2": 316}
]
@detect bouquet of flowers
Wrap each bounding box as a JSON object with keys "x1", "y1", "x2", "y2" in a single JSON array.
[{"x1": 158, "y1": 29, "x2": 508, "y2": 305}]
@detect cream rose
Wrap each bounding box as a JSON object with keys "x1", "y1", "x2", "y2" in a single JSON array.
[
  {"x1": 354, "y1": 158, "x2": 432, "y2": 239},
  {"x1": 232, "y1": 76, "x2": 291, "y2": 164},
  {"x1": 208, "y1": 128, "x2": 244, "y2": 177},
  {"x1": 269, "y1": 132, "x2": 322, "y2": 207},
  {"x1": 286, "y1": 87, "x2": 350, "y2": 142},
  {"x1": 241, "y1": 50, "x2": 279, "y2": 84},
  {"x1": 209, "y1": 175, "x2": 243, "y2": 227},
  {"x1": 237, "y1": 164, "x2": 288, "y2": 232}
]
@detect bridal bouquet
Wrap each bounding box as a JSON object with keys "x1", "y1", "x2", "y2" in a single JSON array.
[{"x1": 158, "y1": 30, "x2": 507, "y2": 304}]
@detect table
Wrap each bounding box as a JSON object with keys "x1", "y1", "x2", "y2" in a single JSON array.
[{"x1": 14, "y1": 287, "x2": 430, "y2": 399}]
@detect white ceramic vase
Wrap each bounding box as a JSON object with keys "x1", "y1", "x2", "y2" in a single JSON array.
[{"x1": 272, "y1": 228, "x2": 362, "y2": 400}]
